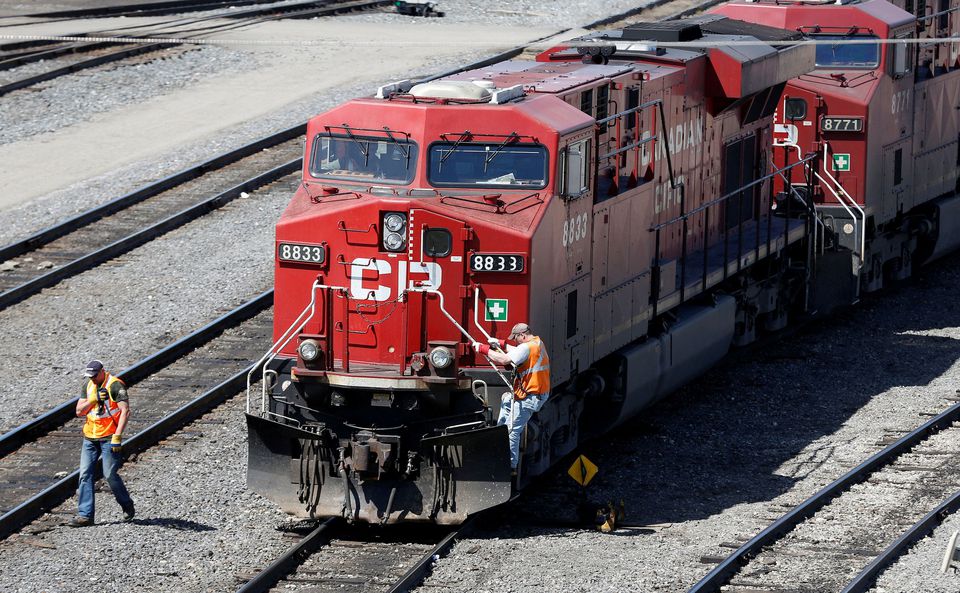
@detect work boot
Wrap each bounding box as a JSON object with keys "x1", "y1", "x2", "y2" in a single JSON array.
[
  {"x1": 68, "y1": 516, "x2": 92, "y2": 527},
  {"x1": 122, "y1": 503, "x2": 135, "y2": 522}
]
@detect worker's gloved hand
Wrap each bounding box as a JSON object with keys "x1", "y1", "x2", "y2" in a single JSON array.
[
  {"x1": 472, "y1": 342, "x2": 491, "y2": 355},
  {"x1": 110, "y1": 434, "x2": 122, "y2": 454},
  {"x1": 487, "y1": 338, "x2": 504, "y2": 349}
]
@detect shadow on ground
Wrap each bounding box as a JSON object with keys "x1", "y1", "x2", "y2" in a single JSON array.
[{"x1": 482, "y1": 251, "x2": 960, "y2": 534}]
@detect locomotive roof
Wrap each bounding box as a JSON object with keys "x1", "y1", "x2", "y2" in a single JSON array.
[
  {"x1": 443, "y1": 61, "x2": 649, "y2": 95},
  {"x1": 567, "y1": 15, "x2": 806, "y2": 63}
]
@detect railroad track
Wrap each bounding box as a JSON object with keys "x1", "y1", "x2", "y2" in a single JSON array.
[
  {"x1": 688, "y1": 399, "x2": 960, "y2": 593},
  {"x1": 236, "y1": 517, "x2": 469, "y2": 593},
  {"x1": 9, "y1": 0, "x2": 290, "y2": 20},
  {"x1": 0, "y1": 292, "x2": 275, "y2": 540},
  {"x1": 0, "y1": 127, "x2": 303, "y2": 312},
  {"x1": 0, "y1": 0, "x2": 394, "y2": 94}
]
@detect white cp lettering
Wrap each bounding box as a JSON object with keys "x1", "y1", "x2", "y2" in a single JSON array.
[{"x1": 349, "y1": 259, "x2": 443, "y2": 302}]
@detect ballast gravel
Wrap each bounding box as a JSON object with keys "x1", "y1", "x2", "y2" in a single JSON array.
[
  {"x1": 1, "y1": 2, "x2": 957, "y2": 593},
  {"x1": 0, "y1": 45, "x2": 262, "y2": 146},
  {"x1": 419, "y1": 252, "x2": 960, "y2": 593},
  {"x1": 0, "y1": 172, "x2": 297, "y2": 434}
]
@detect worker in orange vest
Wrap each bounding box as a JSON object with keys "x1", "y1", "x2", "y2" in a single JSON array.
[
  {"x1": 69, "y1": 360, "x2": 134, "y2": 527},
  {"x1": 473, "y1": 323, "x2": 550, "y2": 470}
]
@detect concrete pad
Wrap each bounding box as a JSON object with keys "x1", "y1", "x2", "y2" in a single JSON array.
[{"x1": 0, "y1": 19, "x2": 554, "y2": 208}]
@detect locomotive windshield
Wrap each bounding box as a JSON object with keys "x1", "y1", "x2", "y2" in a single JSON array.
[
  {"x1": 310, "y1": 135, "x2": 418, "y2": 184},
  {"x1": 812, "y1": 34, "x2": 880, "y2": 69},
  {"x1": 428, "y1": 143, "x2": 548, "y2": 188}
]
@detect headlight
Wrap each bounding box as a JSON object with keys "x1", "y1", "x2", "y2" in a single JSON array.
[
  {"x1": 429, "y1": 347, "x2": 452, "y2": 369},
  {"x1": 298, "y1": 339, "x2": 320, "y2": 362},
  {"x1": 384, "y1": 231, "x2": 405, "y2": 251},
  {"x1": 384, "y1": 212, "x2": 406, "y2": 232}
]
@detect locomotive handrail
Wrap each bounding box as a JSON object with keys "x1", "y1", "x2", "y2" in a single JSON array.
[
  {"x1": 472, "y1": 286, "x2": 518, "y2": 389},
  {"x1": 246, "y1": 280, "x2": 348, "y2": 416},
  {"x1": 337, "y1": 221, "x2": 378, "y2": 234},
  {"x1": 599, "y1": 134, "x2": 656, "y2": 161},
  {"x1": 819, "y1": 143, "x2": 865, "y2": 269},
  {"x1": 776, "y1": 171, "x2": 826, "y2": 257},
  {"x1": 649, "y1": 153, "x2": 818, "y2": 231},
  {"x1": 775, "y1": 140, "x2": 826, "y2": 256},
  {"x1": 406, "y1": 286, "x2": 514, "y2": 390},
  {"x1": 595, "y1": 98, "x2": 662, "y2": 126}
]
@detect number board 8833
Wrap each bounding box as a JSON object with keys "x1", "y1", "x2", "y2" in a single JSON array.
[{"x1": 469, "y1": 253, "x2": 525, "y2": 273}]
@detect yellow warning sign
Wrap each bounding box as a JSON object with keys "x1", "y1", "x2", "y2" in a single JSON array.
[{"x1": 567, "y1": 454, "x2": 598, "y2": 487}]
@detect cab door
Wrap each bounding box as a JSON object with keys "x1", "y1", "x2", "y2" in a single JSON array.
[{"x1": 406, "y1": 209, "x2": 469, "y2": 355}]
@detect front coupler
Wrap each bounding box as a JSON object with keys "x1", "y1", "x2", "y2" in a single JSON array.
[{"x1": 246, "y1": 413, "x2": 512, "y2": 524}]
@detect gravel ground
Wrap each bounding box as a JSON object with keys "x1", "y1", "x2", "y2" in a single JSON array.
[
  {"x1": 0, "y1": 173, "x2": 297, "y2": 434},
  {"x1": 0, "y1": 46, "x2": 261, "y2": 144},
  {"x1": 420, "y1": 252, "x2": 960, "y2": 593},
  {"x1": 872, "y1": 510, "x2": 960, "y2": 593},
  {"x1": 0, "y1": 392, "x2": 293, "y2": 593}
]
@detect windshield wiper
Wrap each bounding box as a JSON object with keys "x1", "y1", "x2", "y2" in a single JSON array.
[
  {"x1": 381, "y1": 127, "x2": 412, "y2": 163},
  {"x1": 483, "y1": 132, "x2": 519, "y2": 171},
  {"x1": 440, "y1": 131, "x2": 472, "y2": 165},
  {"x1": 342, "y1": 127, "x2": 370, "y2": 161}
]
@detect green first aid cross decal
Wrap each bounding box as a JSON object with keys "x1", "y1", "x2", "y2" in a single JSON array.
[
  {"x1": 832, "y1": 153, "x2": 851, "y2": 172},
  {"x1": 485, "y1": 298, "x2": 508, "y2": 322}
]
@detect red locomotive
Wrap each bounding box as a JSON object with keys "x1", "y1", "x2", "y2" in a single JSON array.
[
  {"x1": 245, "y1": 0, "x2": 960, "y2": 525},
  {"x1": 715, "y1": 0, "x2": 960, "y2": 295}
]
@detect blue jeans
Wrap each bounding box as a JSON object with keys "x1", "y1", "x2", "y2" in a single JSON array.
[
  {"x1": 78, "y1": 438, "x2": 133, "y2": 520},
  {"x1": 497, "y1": 392, "x2": 548, "y2": 469}
]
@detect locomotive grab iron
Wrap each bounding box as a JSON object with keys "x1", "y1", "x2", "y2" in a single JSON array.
[{"x1": 246, "y1": 0, "x2": 960, "y2": 525}]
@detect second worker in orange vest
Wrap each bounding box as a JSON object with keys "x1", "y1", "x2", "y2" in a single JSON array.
[
  {"x1": 473, "y1": 322, "x2": 550, "y2": 470},
  {"x1": 69, "y1": 360, "x2": 134, "y2": 527}
]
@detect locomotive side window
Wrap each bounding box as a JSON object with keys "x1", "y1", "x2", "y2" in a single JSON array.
[
  {"x1": 784, "y1": 98, "x2": 807, "y2": 120},
  {"x1": 580, "y1": 89, "x2": 594, "y2": 117},
  {"x1": 626, "y1": 88, "x2": 640, "y2": 130},
  {"x1": 596, "y1": 85, "x2": 609, "y2": 122},
  {"x1": 423, "y1": 228, "x2": 452, "y2": 257},
  {"x1": 559, "y1": 139, "x2": 590, "y2": 199},
  {"x1": 892, "y1": 33, "x2": 914, "y2": 78},
  {"x1": 427, "y1": 143, "x2": 547, "y2": 189},
  {"x1": 812, "y1": 34, "x2": 880, "y2": 69},
  {"x1": 311, "y1": 135, "x2": 417, "y2": 184}
]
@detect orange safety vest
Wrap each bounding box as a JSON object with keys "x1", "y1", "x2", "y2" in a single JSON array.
[
  {"x1": 82, "y1": 374, "x2": 125, "y2": 440},
  {"x1": 513, "y1": 336, "x2": 550, "y2": 400}
]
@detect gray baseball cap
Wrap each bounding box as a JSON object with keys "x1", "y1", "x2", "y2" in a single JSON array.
[{"x1": 509, "y1": 323, "x2": 530, "y2": 340}]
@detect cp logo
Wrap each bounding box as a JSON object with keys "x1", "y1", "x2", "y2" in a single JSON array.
[{"x1": 349, "y1": 259, "x2": 442, "y2": 301}]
